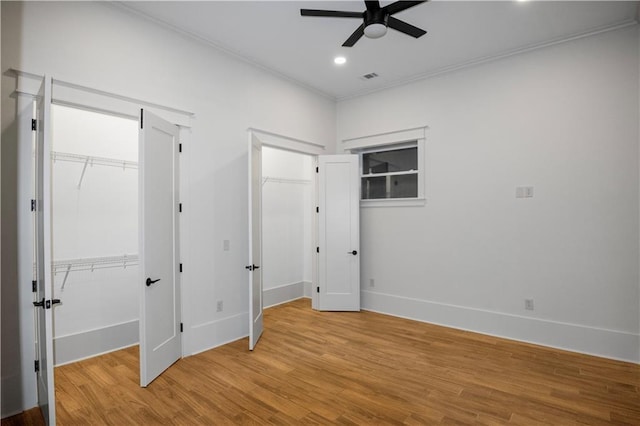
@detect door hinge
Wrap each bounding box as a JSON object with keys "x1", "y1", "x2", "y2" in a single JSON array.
[
  {"x1": 179, "y1": 143, "x2": 182, "y2": 153},
  {"x1": 34, "y1": 360, "x2": 40, "y2": 373},
  {"x1": 179, "y1": 203, "x2": 182, "y2": 213},
  {"x1": 180, "y1": 323, "x2": 183, "y2": 333},
  {"x1": 32, "y1": 280, "x2": 37, "y2": 293},
  {"x1": 140, "y1": 109, "x2": 144, "y2": 129},
  {"x1": 179, "y1": 263, "x2": 183, "y2": 273},
  {"x1": 31, "y1": 199, "x2": 36, "y2": 212},
  {"x1": 316, "y1": 247, "x2": 319, "y2": 253},
  {"x1": 316, "y1": 286, "x2": 320, "y2": 293},
  {"x1": 316, "y1": 166, "x2": 319, "y2": 173},
  {"x1": 316, "y1": 206, "x2": 319, "y2": 213},
  {"x1": 31, "y1": 119, "x2": 37, "y2": 131}
]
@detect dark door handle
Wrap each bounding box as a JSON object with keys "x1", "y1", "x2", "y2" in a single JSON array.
[
  {"x1": 245, "y1": 265, "x2": 260, "y2": 271},
  {"x1": 349, "y1": 250, "x2": 358, "y2": 255},
  {"x1": 52, "y1": 299, "x2": 61, "y2": 305},
  {"x1": 33, "y1": 298, "x2": 45, "y2": 308},
  {"x1": 146, "y1": 278, "x2": 161, "y2": 287}
]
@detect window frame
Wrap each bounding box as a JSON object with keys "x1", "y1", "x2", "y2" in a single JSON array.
[
  {"x1": 342, "y1": 126, "x2": 427, "y2": 208},
  {"x1": 359, "y1": 142, "x2": 421, "y2": 203}
]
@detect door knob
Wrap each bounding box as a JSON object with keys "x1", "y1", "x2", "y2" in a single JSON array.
[
  {"x1": 146, "y1": 277, "x2": 161, "y2": 287},
  {"x1": 348, "y1": 250, "x2": 358, "y2": 255}
]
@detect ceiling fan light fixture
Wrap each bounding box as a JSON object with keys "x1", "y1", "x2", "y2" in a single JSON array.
[{"x1": 364, "y1": 23, "x2": 387, "y2": 39}]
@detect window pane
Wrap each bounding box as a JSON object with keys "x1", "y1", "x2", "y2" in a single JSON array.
[
  {"x1": 362, "y1": 147, "x2": 417, "y2": 175},
  {"x1": 390, "y1": 174, "x2": 418, "y2": 198},
  {"x1": 361, "y1": 174, "x2": 418, "y2": 199},
  {"x1": 361, "y1": 176, "x2": 387, "y2": 199}
]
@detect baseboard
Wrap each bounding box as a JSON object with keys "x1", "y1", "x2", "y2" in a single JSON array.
[
  {"x1": 54, "y1": 320, "x2": 139, "y2": 366},
  {"x1": 1, "y1": 373, "x2": 25, "y2": 418},
  {"x1": 263, "y1": 281, "x2": 306, "y2": 308},
  {"x1": 303, "y1": 281, "x2": 312, "y2": 298},
  {"x1": 361, "y1": 290, "x2": 640, "y2": 363},
  {"x1": 188, "y1": 312, "x2": 248, "y2": 356}
]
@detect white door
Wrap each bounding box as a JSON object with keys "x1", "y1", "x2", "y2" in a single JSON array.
[
  {"x1": 34, "y1": 76, "x2": 56, "y2": 425},
  {"x1": 247, "y1": 133, "x2": 263, "y2": 350},
  {"x1": 139, "y1": 109, "x2": 182, "y2": 387},
  {"x1": 317, "y1": 155, "x2": 360, "y2": 311}
]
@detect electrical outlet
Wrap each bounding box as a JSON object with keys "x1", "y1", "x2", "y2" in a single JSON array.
[
  {"x1": 216, "y1": 300, "x2": 224, "y2": 312},
  {"x1": 369, "y1": 278, "x2": 375, "y2": 287},
  {"x1": 525, "y1": 299, "x2": 534, "y2": 311},
  {"x1": 516, "y1": 186, "x2": 534, "y2": 198}
]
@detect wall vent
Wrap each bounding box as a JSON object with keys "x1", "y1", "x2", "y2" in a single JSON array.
[{"x1": 360, "y1": 72, "x2": 379, "y2": 80}]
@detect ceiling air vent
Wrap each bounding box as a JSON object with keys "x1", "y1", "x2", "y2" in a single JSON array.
[{"x1": 360, "y1": 72, "x2": 379, "y2": 81}]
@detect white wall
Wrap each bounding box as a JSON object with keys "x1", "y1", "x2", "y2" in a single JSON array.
[
  {"x1": 338, "y1": 26, "x2": 640, "y2": 362},
  {"x1": 261, "y1": 147, "x2": 312, "y2": 306},
  {"x1": 1, "y1": 1, "x2": 335, "y2": 416},
  {"x1": 51, "y1": 105, "x2": 139, "y2": 365}
]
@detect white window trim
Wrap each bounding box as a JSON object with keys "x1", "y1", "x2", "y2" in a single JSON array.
[{"x1": 343, "y1": 126, "x2": 428, "y2": 208}]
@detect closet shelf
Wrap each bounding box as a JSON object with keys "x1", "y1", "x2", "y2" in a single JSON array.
[
  {"x1": 51, "y1": 151, "x2": 138, "y2": 188},
  {"x1": 53, "y1": 254, "x2": 139, "y2": 290},
  {"x1": 51, "y1": 151, "x2": 138, "y2": 170},
  {"x1": 262, "y1": 176, "x2": 312, "y2": 186}
]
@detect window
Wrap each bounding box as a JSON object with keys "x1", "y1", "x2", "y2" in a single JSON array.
[
  {"x1": 361, "y1": 144, "x2": 418, "y2": 200},
  {"x1": 342, "y1": 126, "x2": 427, "y2": 207}
]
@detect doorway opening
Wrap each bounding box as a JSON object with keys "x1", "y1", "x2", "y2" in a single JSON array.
[
  {"x1": 261, "y1": 146, "x2": 315, "y2": 308},
  {"x1": 50, "y1": 105, "x2": 139, "y2": 366}
]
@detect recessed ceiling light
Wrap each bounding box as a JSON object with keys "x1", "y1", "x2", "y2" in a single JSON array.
[{"x1": 334, "y1": 56, "x2": 347, "y2": 65}]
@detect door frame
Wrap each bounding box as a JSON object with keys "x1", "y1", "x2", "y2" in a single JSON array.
[
  {"x1": 10, "y1": 70, "x2": 194, "y2": 415},
  {"x1": 247, "y1": 128, "x2": 327, "y2": 310}
]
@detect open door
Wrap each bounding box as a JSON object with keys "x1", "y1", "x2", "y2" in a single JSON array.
[
  {"x1": 317, "y1": 155, "x2": 360, "y2": 311},
  {"x1": 247, "y1": 133, "x2": 263, "y2": 350},
  {"x1": 139, "y1": 109, "x2": 182, "y2": 387},
  {"x1": 34, "y1": 76, "x2": 56, "y2": 425}
]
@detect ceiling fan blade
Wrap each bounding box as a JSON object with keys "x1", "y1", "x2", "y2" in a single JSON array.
[
  {"x1": 387, "y1": 16, "x2": 427, "y2": 38},
  {"x1": 382, "y1": 1, "x2": 427, "y2": 16},
  {"x1": 342, "y1": 24, "x2": 365, "y2": 47},
  {"x1": 300, "y1": 9, "x2": 362, "y2": 18},
  {"x1": 365, "y1": 1, "x2": 381, "y2": 12}
]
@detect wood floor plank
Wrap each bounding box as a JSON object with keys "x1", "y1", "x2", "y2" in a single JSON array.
[{"x1": 6, "y1": 298, "x2": 640, "y2": 425}]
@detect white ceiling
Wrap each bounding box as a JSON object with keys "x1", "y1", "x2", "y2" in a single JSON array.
[{"x1": 119, "y1": 1, "x2": 639, "y2": 100}]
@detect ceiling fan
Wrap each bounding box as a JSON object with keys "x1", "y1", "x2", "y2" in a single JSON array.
[{"x1": 300, "y1": 1, "x2": 428, "y2": 47}]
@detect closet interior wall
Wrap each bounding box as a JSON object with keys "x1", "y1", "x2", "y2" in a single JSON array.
[
  {"x1": 51, "y1": 105, "x2": 139, "y2": 365},
  {"x1": 261, "y1": 147, "x2": 313, "y2": 307}
]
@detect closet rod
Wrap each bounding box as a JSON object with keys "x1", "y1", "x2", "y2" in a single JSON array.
[
  {"x1": 51, "y1": 151, "x2": 138, "y2": 170},
  {"x1": 52, "y1": 151, "x2": 138, "y2": 188},
  {"x1": 54, "y1": 254, "x2": 139, "y2": 290},
  {"x1": 262, "y1": 176, "x2": 312, "y2": 186}
]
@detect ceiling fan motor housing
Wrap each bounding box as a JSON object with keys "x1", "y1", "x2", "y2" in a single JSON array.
[{"x1": 364, "y1": 9, "x2": 389, "y2": 38}]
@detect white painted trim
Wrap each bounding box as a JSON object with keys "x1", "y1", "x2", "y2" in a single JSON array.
[
  {"x1": 338, "y1": 20, "x2": 639, "y2": 101},
  {"x1": 263, "y1": 281, "x2": 306, "y2": 308},
  {"x1": 362, "y1": 290, "x2": 640, "y2": 363},
  {"x1": 303, "y1": 281, "x2": 313, "y2": 298},
  {"x1": 110, "y1": 1, "x2": 335, "y2": 101},
  {"x1": 8, "y1": 69, "x2": 194, "y2": 127},
  {"x1": 1, "y1": 373, "x2": 25, "y2": 418},
  {"x1": 361, "y1": 198, "x2": 426, "y2": 208},
  {"x1": 53, "y1": 320, "x2": 139, "y2": 366},
  {"x1": 187, "y1": 312, "x2": 248, "y2": 356},
  {"x1": 342, "y1": 126, "x2": 427, "y2": 151},
  {"x1": 248, "y1": 127, "x2": 326, "y2": 155}
]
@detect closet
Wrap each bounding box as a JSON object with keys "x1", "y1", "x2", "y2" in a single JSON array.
[
  {"x1": 261, "y1": 147, "x2": 313, "y2": 307},
  {"x1": 50, "y1": 105, "x2": 139, "y2": 365}
]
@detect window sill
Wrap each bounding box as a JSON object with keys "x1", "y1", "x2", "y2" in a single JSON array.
[{"x1": 360, "y1": 198, "x2": 426, "y2": 208}]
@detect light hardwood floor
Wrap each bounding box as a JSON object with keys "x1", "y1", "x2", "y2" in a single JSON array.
[{"x1": 5, "y1": 298, "x2": 640, "y2": 424}]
